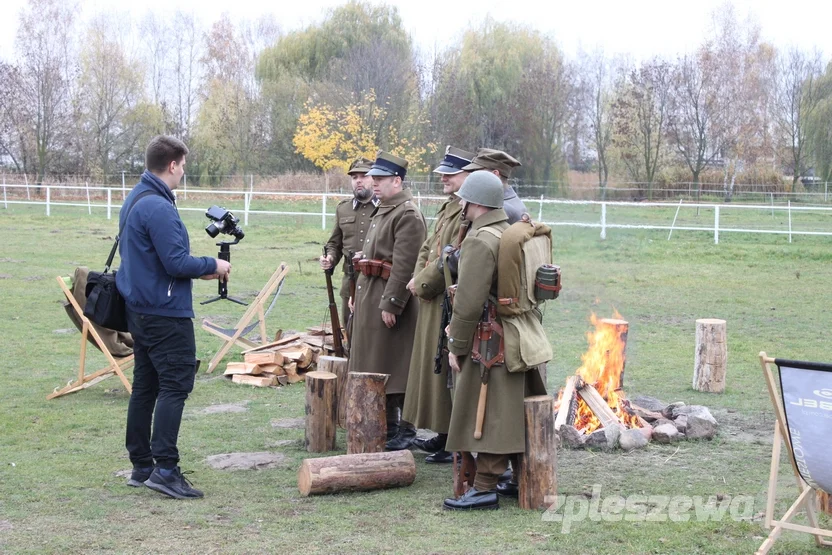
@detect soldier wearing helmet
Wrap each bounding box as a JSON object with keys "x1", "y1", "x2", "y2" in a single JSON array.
[{"x1": 442, "y1": 171, "x2": 547, "y2": 511}]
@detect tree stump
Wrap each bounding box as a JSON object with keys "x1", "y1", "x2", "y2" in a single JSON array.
[
  {"x1": 318, "y1": 356, "x2": 349, "y2": 428},
  {"x1": 517, "y1": 395, "x2": 558, "y2": 510},
  {"x1": 599, "y1": 318, "x2": 628, "y2": 389},
  {"x1": 297, "y1": 450, "x2": 416, "y2": 496},
  {"x1": 304, "y1": 371, "x2": 337, "y2": 453},
  {"x1": 693, "y1": 318, "x2": 727, "y2": 393},
  {"x1": 346, "y1": 372, "x2": 388, "y2": 454}
]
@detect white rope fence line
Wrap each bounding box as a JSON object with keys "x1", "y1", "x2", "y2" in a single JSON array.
[{"x1": 3, "y1": 184, "x2": 832, "y2": 244}]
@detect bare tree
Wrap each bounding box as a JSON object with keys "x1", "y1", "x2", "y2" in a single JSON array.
[
  {"x1": 580, "y1": 50, "x2": 620, "y2": 198},
  {"x1": 15, "y1": 0, "x2": 77, "y2": 183},
  {"x1": 613, "y1": 59, "x2": 672, "y2": 199},
  {"x1": 773, "y1": 48, "x2": 827, "y2": 187},
  {"x1": 667, "y1": 52, "x2": 726, "y2": 202}
]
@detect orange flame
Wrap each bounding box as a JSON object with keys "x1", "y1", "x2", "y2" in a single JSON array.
[{"x1": 555, "y1": 311, "x2": 641, "y2": 434}]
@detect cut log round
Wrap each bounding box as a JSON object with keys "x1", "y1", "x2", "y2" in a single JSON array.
[
  {"x1": 318, "y1": 356, "x2": 349, "y2": 429},
  {"x1": 346, "y1": 372, "x2": 388, "y2": 454},
  {"x1": 304, "y1": 371, "x2": 338, "y2": 453},
  {"x1": 517, "y1": 395, "x2": 558, "y2": 510},
  {"x1": 693, "y1": 318, "x2": 727, "y2": 393},
  {"x1": 297, "y1": 450, "x2": 416, "y2": 496}
]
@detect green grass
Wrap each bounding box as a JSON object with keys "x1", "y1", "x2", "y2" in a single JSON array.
[{"x1": 1, "y1": 205, "x2": 831, "y2": 553}]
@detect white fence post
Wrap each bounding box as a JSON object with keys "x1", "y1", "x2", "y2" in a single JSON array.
[
  {"x1": 714, "y1": 205, "x2": 719, "y2": 245},
  {"x1": 321, "y1": 192, "x2": 327, "y2": 230},
  {"x1": 121, "y1": 171, "x2": 126, "y2": 200},
  {"x1": 244, "y1": 192, "x2": 250, "y2": 226},
  {"x1": 86, "y1": 181, "x2": 92, "y2": 214},
  {"x1": 417, "y1": 191, "x2": 421, "y2": 209},
  {"x1": 2, "y1": 176, "x2": 6, "y2": 209},
  {"x1": 24, "y1": 173, "x2": 30, "y2": 200},
  {"x1": 770, "y1": 192, "x2": 774, "y2": 217},
  {"x1": 107, "y1": 188, "x2": 112, "y2": 220},
  {"x1": 600, "y1": 202, "x2": 607, "y2": 240},
  {"x1": 668, "y1": 199, "x2": 683, "y2": 240},
  {"x1": 183, "y1": 174, "x2": 187, "y2": 201},
  {"x1": 46, "y1": 186, "x2": 50, "y2": 216},
  {"x1": 826, "y1": 181, "x2": 828, "y2": 203},
  {"x1": 788, "y1": 200, "x2": 792, "y2": 243},
  {"x1": 538, "y1": 194, "x2": 544, "y2": 222}
]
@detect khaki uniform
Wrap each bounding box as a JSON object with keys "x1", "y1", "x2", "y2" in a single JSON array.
[
  {"x1": 445, "y1": 208, "x2": 546, "y2": 455},
  {"x1": 324, "y1": 197, "x2": 377, "y2": 326},
  {"x1": 401, "y1": 197, "x2": 463, "y2": 433},
  {"x1": 348, "y1": 189, "x2": 426, "y2": 394}
]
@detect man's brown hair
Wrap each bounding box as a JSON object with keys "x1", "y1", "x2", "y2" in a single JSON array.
[{"x1": 145, "y1": 135, "x2": 189, "y2": 173}]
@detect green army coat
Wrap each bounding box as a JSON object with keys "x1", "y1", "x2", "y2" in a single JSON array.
[
  {"x1": 445, "y1": 208, "x2": 547, "y2": 454},
  {"x1": 348, "y1": 189, "x2": 426, "y2": 394},
  {"x1": 324, "y1": 196, "x2": 377, "y2": 298},
  {"x1": 402, "y1": 196, "x2": 463, "y2": 432}
]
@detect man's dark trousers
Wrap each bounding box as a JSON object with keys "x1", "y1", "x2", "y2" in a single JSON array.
[{"x1": 125, "y1": 310, "x2": 197, "y2": 469}]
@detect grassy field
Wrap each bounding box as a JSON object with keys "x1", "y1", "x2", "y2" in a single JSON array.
[{"x1": 1, "y1": 204, "x2": 831, "y2": 554}]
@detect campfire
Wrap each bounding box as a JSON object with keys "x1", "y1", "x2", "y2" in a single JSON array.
[{"x1": 554, "y1": 312, "x2": 719, "y2": 451}]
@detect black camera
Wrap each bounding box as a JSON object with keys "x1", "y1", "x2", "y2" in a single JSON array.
[{"x1": 205, "y1": 206, "x2": 245, "y2": 240}]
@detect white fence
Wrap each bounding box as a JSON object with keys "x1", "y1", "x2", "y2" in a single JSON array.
[{"x1": 2, "y1": 183, "x2": 832, "y2": 245}]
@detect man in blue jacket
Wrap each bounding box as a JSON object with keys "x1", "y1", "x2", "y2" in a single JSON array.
[{"x1": 117, "y1": 135, "x2": 231, "y2": 499}]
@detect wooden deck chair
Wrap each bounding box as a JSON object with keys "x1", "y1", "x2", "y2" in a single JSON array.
[
  {"x1": 49, "y1": 273, "x2": 135, "y2": 399},
  {"x1": 203, "y1": 263, "x2": 289, "y2": 373},
  {"x1": 757, "y1": 352, "x2": 832, "y2": 554}
]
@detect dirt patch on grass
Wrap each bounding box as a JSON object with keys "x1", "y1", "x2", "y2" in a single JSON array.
[
  {"x1": 712, "y1": 408, "x2": 773, "y2": 445},
  {"x1": 0, "y1": 520, "x2": 12, "y2": 532},
  {"x1": 270, "y1": 417, "x2": 305, "y2": 429},
  {"x1": 22, "y1": 275, "x2": 44, "y2": 282},
  {"x1": 197, "y1": 401, "x2": 250, "y2": 415},
  {"x1": 0, "y1": 274, "x2": 11, "y2": 279},
  {"x1": 204, "y1": 452, "x2": 286, "y2": 471}
]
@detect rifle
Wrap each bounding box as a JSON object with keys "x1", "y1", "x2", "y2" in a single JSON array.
[
  {"x1": 323, "y1": 246, "x2": 345, "y2": 358},
  {"x1": 343, "y1": 250, "x2": 356, "y2": 346},
  {"x1": 434, "y1": 219, "x2": 471, "y2": 374}
]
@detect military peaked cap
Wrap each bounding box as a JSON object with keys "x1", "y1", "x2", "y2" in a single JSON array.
[
  {"x1": 366, "y1": 151, "x2": 409, "y2": 179},
  {"x1": 433, "y1": 145, "x2": 475, "y2": 175},
  {"x1": 462, "y1": 148, "x2": 522, "y2": 179},
  {"x1": 347, "y1": 157, "x2": 374, "y2": 175}
]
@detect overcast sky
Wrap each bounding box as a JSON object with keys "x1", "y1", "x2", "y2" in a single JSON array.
[{"x1": 1, "y1": 0, "x2": 831, "y2": 61}]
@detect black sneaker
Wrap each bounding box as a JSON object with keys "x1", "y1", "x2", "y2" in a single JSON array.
[
  {"x1": 144, "y1": 467, "x2": 204, "y2": 499},
  {"x1": 127, "y1": 466, "x2": 153, "y2": 487}
]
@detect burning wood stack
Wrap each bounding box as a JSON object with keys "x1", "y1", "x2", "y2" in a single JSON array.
[
  {"x1": 223, "y1": 326, "x2": 339, "y2": 387},
  {"x1": 554, "y1": 314, "x2": 718, "y2": 451}
]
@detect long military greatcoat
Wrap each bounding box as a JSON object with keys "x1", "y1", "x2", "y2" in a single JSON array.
[
  {"x1": 445, "y1": 208, "x2": 547, "y2": 455},
  {"x1": 348, "y1": 189, "x2": 426, "y2": 394},
  {"x1": 324, "y1": 197, "x2": 377, "y2": 326},
  {"x1": 402, "y1": 196, "x2": 463, "y2": 433}
]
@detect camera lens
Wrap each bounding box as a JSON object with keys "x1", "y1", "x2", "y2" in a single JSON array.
[{"x1": 205, "y1": 222, "x2": 220, "y2": 238}]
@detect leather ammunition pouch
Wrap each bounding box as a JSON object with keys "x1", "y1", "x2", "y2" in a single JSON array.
[{"x1": 356, "y1": 258, "x2": 392, "y2": 280}]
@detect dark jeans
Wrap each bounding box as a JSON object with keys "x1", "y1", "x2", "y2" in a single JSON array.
[{"x1": 125, "y1": 310, "x2": 197, "y2": 469}]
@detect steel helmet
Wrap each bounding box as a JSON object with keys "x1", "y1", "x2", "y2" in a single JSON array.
[{"x1": 455, "y1": 171, "x2": 504, "y2": 208}]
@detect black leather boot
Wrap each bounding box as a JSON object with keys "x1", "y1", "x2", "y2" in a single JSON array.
[
  {"x1": 412, "y1": 433, "x2": 447, "y2": 453},
  {"x1": 386, "y1": 423, "x2": 416, "y2": 451},
  {"x1": 425, "y1": 449, "x2": 453, "y2": 463},
  {"x1": 443, "y1": 487, "x2": 499, "y2": 510},
  {"x1": 496, "y1": 481, "x2": 519, "y2": 498}
]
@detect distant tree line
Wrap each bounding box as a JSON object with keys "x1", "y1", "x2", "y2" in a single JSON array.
[{"x1": 2, "y1": 0, "x2": 832, "y2": 199}]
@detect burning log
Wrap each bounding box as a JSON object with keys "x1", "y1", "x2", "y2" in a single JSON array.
[
  {"x1": 518, "y1": 395, "x2": 558, "y2": 510},
  {"x1": 304, "y1": 371, "x2": 337, "y2": 453},
  {"x1": 693, "y1": 318, "x2": 727, "y2": 393},
  {"x1": 317, "y1": 356, "x2": 349, "y2": 429},
  {"x1": 554, "y1": 376, "x2": 578, "y2": 431},
  {"x1": 297, "y1": 451, "x2": 416, "y2": 496},
  {"x1": 577, "y1": 382, "x2": 625, "y2": 432},
  {"x1": 598, "y1": 318, "x2": 628, "y2": 389},
  {"x1": 346, "y1": 372, "x2": 388, "y2": 454}
]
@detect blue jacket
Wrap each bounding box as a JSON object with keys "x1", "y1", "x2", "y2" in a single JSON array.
[{"x1": 116, "y1": 170, "x2": 216, "y2": 318}]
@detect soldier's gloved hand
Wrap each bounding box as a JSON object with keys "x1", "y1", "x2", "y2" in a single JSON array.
[{"x1": 445, "y1": 247, "x2": 460, "y2": 280}]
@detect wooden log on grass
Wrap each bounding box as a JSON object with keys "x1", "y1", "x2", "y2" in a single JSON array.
[
  {"x1": 346, "y1": 372, "x2": 388, "y2": 454},
  {"x1": 318, "y1": 356, "x2": 349, "y2": 428},
  {"x1": 224, "y1": 362, "x2": 262, "y2": 376},
  {"x1": 232, "y1": 374, "x2": 276, "y2": 387},
  {"x1": 693, "y1": 318, "x2": 727, "y2": 393},
  {"x1": 304, "y1": 371, "x2": 337, "y2": 452},
  {"x1": 297, "y1": 450, "x2": 416, "y2": 496},
  {"x1": 554, "y1": 375, "x2": 578, "y2": 431},
  {"x1": 518, "y1": 395, "x2": 558, "y2": 510}
]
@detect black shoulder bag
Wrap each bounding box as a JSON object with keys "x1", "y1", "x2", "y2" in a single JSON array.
[{"x1": 84, "y1": 190, "x2": 156, "y2": 331}]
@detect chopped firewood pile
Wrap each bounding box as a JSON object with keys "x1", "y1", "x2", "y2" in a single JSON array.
[{"x1": 223, "y1": 326, "x2": 339, "y2": 387}]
